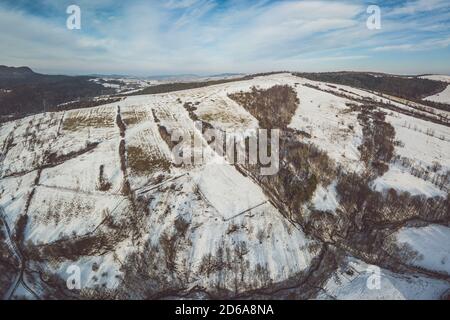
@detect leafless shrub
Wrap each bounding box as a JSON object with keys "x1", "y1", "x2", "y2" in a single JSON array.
[
  {"x1": 256, "y1": 229, "x2": 265, "y2": 244},
  {"x1": 159, "y1": 231, "x2": 178, "y2": 271},
  {"x1": 227, "y1": 224, "x2": 239, "y2": 235},
  {"x1": 158, "y1": 125, "x2": 178, "y2": 151},
  {"x1": 358, "y1": 109, "x2": 395, "y2": 177},
  {"x1": 116, "y1": 107, "x2": 126, "y2": 138},
  {"x1": 151, "y1": 108, "x2": 160, "y2": 123},
  {"x1": 228, "y1": 85, "x2": 299, "y2": 129},
  {"x1": 253, "y1": 263, "x2": 272, "y2": 288},
  {"x1": 98, "y1": 165, "x2": 112, "y2": 191},
  {"x1": 174, "y1": 216, "x2": 190, "y2": 238}
]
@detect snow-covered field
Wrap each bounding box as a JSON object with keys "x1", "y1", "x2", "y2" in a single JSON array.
[
  {"x1": 288, "y1": 82, "x2": 364, "y2": 173},
  {"x1": 418, "y1": 74, "x2": 450, "y2": 104},
  {"x1": 393, "y1": 224, "x2": 450, "y2": 276},
  {"x1": 424, "y1": 85, "x2": 450, "y2": 104},
  {"x1": 1, "y1": 73, "x2": 449, "y2": 300},
  {"x1": 319, "y1": 257, "x2": 449, "y2": 300},
  {"x1": 419, "y1": 75, "x2": 450, "y2": 83},
  {"x1": 371, "y1": 164, "x2": 446, "y2": 198}
]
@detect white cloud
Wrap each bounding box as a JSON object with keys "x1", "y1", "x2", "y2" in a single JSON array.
[
  {"x1": 373, "y1": 36, "x2": 450, "y2": 52},
  {"x1": 164, "y1": 0, "x2": 201, "y2": 9},
  {"x1": 0, "y1": 0, "x2": 448, "y2": 75},
  {"x1": 387, "y1": 0, "x2": 449, "y2": 16},
  {"x1": 373, "y1": 44, "x2": 414, "y2": 52}
]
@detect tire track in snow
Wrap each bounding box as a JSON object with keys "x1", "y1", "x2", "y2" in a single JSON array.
[{"x1": 0, "y1": 206, "x2": 39, "y2": 300}]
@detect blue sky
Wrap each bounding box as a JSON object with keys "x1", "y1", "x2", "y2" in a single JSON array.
[{"x1": 0, "y1": 0, "x2": 449, "y2": 76}]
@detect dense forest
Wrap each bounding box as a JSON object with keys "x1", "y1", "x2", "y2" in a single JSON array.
[{"x1": 0, "y1": 66, "x2": 114, "y2": 122}]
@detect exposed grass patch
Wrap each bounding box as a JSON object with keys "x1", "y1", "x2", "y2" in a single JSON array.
[
  {"x1": 121, "y1": 111, "x2": 147, "y2": 126},
  {"x1": 63, "y1": 113, "x2": 114, "y2": 132},
  {"x1": 35, "y1": 196, "x2": 95, "y2": 226},
  {"x1": 201, "y1": 111, "x2": 249, "y2": 125},
  {"x1": 116, "y1": 107, "x2": 126, "y2": 138},
  {"x1": 32, "y1": 230, "x2": 124, "y2": 262},
  {"x1": 127, "y1": 145, "x2": 171, "y2": 175}
]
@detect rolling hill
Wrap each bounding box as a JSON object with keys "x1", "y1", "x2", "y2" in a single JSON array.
[{"x1": 0, "y1": 72, "x2": 449, "y2": 300}]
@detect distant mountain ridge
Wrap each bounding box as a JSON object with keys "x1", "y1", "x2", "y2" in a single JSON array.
[
  {"x1": 0, "y1": 65, "x2": 36, "y2": 80},
  {"x1": 84, "y1": 73, "x2": 245, "y2": 81},
  {"x1": 0, "y1": 65, "x2": 113, "y2": 121},
  {"x1": 0, "y1": 65, "x2": 95, "y2": 87}
]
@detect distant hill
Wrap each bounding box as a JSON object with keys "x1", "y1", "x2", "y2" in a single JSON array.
[
  {"x1": 143, "y1": 73, "x2": 244, "y2": 82},
  {"x1": 207, "y1": 73, "x2": 244, "y2": 78},
  {"x1": 0, "y1": 65, "x2": 42, "y2": 87},
  {"x1": 0, "y1": 65, "x2": 35, "y2": 79},
  {"x1": 0, "y1": 66, "x2": 93, "y2": 87},
  {"x1": 0, "y1": 66, "x2": 114, "y2": 121}
]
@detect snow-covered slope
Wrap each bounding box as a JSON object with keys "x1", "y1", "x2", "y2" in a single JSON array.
[
  {"x1": 419, "y1": 75, "x2": 450, "y2": 83},
  {"x1": 0, "y1": 73, "x2": 449, "y2": 300},
  {"x1": 418, "y1": 75, "x2": 450, "y2": 104},
  {"x1": 318, "y1": 257, "x2": 449, "y2": 300},
  {"x1": 424, "y1": 85, "x2": 450, "y2": 104},
  {"x1": 393, "y1": 224, "x2": 450, "y2": 276}
]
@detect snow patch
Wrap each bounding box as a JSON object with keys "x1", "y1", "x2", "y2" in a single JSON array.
[
  {"x1": 311, "y1": 181, "x2": 339, "y2": 212},
  {"x1": 424, "y1": 85, "x2": 450, "y2": 104},
  {"x1": 371, "y1": 165, "x2": 446, "y2": 198},
  {"x1": 319, "y1": 257, "x2": 449, "y2": 300},
  {"x1": 395, "y1": 224, "x2": 450, "y2": 275}
]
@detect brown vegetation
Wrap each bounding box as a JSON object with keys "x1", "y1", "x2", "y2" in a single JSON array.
[
  {"x1": 228, "y1": 85, "x2": 299, "y2": 129},
  {"x1": 121, "y1": 110, "x2": 147, "y2": 126},
  {"x1": 295, "y1": 72, "x2": 449, "y2": 111},
  {"x1": 127, "y1": 146, "x2": 171, "y2": 175},
  {"x1": 127, "y1": 72, "x2": 289, "y2": 96},
  {"x1": 98, "y1": 165, "x2": 112, "y2": 191},
  {"x1": 62, "y1": 114, "x2": 114, "y2": 132},
  {"x1": 116, "y1": 107, "x2": 126, "y2": 138},
  {"x1": 358, "y1": 109, "x2": 395, "y2": 177}
]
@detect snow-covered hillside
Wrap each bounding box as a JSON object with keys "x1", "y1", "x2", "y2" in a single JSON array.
[
  {"x1": 424, "y1": 85, "x2": 450, "y2": 104},
  {"x1": 0, "y1": 73, "x2": 449, "y2": 300},
  {"x1": 419, "y1": 74, "x2": 450, "y2": 104},
  {"x1": 419, "y1": 75, "x2": 450, "y2": 83}
]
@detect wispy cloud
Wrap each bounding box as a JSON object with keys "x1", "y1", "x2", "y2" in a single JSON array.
[
  {"x1": 387, "y1": 0, "x2": 449, "y2": 16},
  {"x1": 373, "y1": 44, "x2": 415, "y2": 52},
  {"x1": 0, "y1": 0, "x2": 448, "y2": 75}
]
